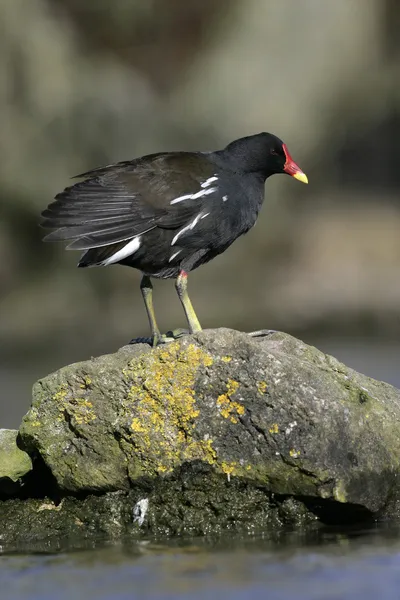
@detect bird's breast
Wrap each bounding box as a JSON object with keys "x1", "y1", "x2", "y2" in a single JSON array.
[{"x1": 211, "y1": 173, "x2": 265, "y2": 244}]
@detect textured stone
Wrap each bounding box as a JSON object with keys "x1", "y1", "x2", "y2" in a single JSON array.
[{"x1": 18, "y1": 329, "x2": 400, "y2": 518}]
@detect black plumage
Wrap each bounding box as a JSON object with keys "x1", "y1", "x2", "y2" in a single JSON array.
[{"x1": 41, "y1": 132, "x2": 307, "y2": 344}]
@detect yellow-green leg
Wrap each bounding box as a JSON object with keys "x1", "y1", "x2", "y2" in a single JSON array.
[
  {"x1": 140, "y1": 274, "x2": 163, "y2": 347},
  {"x1": 175, "y1": 270, "x2": 202, "y2": 334}
]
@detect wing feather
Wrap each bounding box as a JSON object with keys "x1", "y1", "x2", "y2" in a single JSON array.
[{"x1": 41, "y1": 151, "x2": 218, "y2": 252}]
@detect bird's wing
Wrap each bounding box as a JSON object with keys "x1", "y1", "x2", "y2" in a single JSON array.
[{"x1": 41, "y1": 152, "x2": 219, "y2": 250}]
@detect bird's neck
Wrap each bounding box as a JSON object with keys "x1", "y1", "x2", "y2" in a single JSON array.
[{"x1": 213, "y1": 148, "x2": 270, "y2": 180}]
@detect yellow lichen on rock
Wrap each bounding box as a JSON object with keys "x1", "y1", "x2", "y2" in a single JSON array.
[
  {"x1": 221, "y1": 356, "x2": 232, "y2": 363},
  {"x1": 221, "y1": 460, "x2": 238, "y2": 478},
  {"x1": 217, "y1": 379, "x2": 244, "y2": 423},
  {"x1": 69, "y1": 398, "x2": 96, "y2": 425},
  {"x1": 184, "y1": 436, "x2": 217, "y2": 466},
  {"x1": 79, "y1": 377, "x2": 92, "y2": 390},
  {"x1": 123, "y1": 342, "x2": 215, "y2": 475},
  {"x1": 53, "y1": 383, "x2": 96, "y2": 425},
  {"x1": 53, "y1": 386, "x2": 68, "y2": 402},
  {"x1": 269, "y1": 423, "x2": 279, "y2": 434},
  {"x1": 257, "y1": 381, "x2": 268, "y2": 394},
  {"x1": 130, "y1": 417, "x2": 146, "y2": 433}
]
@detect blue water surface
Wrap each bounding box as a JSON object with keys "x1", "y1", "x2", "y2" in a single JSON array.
[{"x1": 2, "y1": 527, "x2": 400, "y2": 600}]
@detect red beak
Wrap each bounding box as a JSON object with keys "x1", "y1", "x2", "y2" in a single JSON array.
[{"x1": 282, "y1": 144, "x2": 308, "y2": 184}]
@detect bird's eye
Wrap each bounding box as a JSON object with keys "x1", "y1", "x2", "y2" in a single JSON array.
[{"x1": 270, "y1": 149, "x2": 278, "y2": 156}]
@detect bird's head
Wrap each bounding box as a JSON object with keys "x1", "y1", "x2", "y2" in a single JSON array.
[{"x1": 224, "y1": 132, "x2": 308, "y2": 184}]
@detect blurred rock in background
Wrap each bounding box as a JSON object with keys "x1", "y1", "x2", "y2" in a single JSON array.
[{"x1": 1, "y1": 0, "x2": 399, "y2": 426}]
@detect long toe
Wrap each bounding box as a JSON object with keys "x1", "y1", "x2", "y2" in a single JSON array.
[
  {"x1": 164, "y1": 328, "x2": 190, "y2": 340},
  {"x1": 129, "y1": 335, "x2": 155, "y2": 346},
  {"x1": 247, "y1": 329, "x2": 278, "y2": 338},
  {"x1": 128, "y1": 331, "x2": 183, "y2": 347}
]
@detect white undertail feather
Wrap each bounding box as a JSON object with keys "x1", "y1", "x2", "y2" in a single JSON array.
[{"x1": 100, "y1": 236, "x2": 142, "y2": 265}]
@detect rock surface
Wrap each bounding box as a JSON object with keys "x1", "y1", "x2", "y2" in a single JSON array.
[
  {"x1": 2, "y1": 328, "x2": 400, "y2": 547},
  {"x1": 18, "y1": 329, "x2": 400, "y2": 515},
  {"x1": 0, "y1": 429, "x2": 32, "y2": 495}
]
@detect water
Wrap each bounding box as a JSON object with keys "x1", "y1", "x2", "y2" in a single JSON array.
[{"x1": 2, "y1": 527, "x2": 400, "y2": 600}]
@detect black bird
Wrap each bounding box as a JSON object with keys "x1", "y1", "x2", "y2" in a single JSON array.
[{"x1": 41, "y1": 132, "x2": 308, "y2": 345}]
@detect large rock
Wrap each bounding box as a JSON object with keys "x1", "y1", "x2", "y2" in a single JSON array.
[{"x1": 18, "y1": 329, "x2": 400, "y2": 519}]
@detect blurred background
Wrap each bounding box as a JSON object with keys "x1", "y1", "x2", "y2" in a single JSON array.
[{"x1": 1, "y1": 0, "x2": 399, "y2": 428}]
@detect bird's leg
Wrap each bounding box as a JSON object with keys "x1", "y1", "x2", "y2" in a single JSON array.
[
  {"x1": 175, "y1": 270, "x2": 202, "y2": 334},
  {"x1": 139, "y1": 274, "x2": 163, "y2": 347},
  {"x1": 130, "y1": 272, "x2": 201, "y2": 346}
]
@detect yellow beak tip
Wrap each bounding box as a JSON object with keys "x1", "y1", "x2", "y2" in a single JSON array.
[{"x1": 293, "y1": 172, "x2": 308, "y2": 184}]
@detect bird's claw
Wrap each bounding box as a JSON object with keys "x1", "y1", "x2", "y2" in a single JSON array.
[{"x1": 129, "y1": 328, "x2": 190, "y2": 347}]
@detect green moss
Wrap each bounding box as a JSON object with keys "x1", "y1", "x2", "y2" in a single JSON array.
[
  {"x1": 242, "y1": 460, "x2": 323, "y2": 496},
  {"x1": 342, "y1": 380, "x2": 375, "y2": 407},
  {"x1": 333, "y1": 481, "x2": 347, "y2": 503},
  {"x1": 0, "y1": 430, "x2": 32, "y2": 482}
]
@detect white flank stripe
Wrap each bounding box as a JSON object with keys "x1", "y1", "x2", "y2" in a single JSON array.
[
  {"x1": 170, "y1": 193, "x2": 193, "y2": 205},
  {"x1": 171, "y1": 224, "x2": 192, "y2": 245},
  {"x1": 101, "y1": 236, "x2": 141, "y2": 265},
  {"x1": 201, "y1": 176, "x2": 218, "y2": 188},
  {"x1": 169, "y1": 250, "x2": 182, "y2": 262},
  {"x1": 171, "y1": 213, "x2": 203, "y2": 246},
  {"x1": 191, "y1": 186, "x2": 217, "y2": 199},
  {"x1": 201, "y1": 212, "x2": 210, "y2": 219},
  {"x1": 170, "y1": 186, "x2": 217, "y2": 205}
]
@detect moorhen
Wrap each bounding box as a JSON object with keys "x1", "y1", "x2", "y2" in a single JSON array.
[{"x1": 41, "y1": 132, "x2": 308, "y2": 345}]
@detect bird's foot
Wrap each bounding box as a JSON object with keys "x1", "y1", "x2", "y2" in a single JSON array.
[
  {"x1": 247, "y1": 329, "x2": 278, "y2": 338},
  {"x1": 129, "y1": 335, "x2": 157, "y2": 346},
  {"x1": 129, "y1": 333, "x2": 171, "y2": 347},
  {"x1": 129, "y1": 328, "x2": 190, "y2": 347},
  {"x1": 164, "y1": 328, "x2": 190, "y2": 340}
]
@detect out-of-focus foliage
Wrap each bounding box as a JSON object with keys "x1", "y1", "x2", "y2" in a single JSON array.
[{"x1": 0, "y1": 0, "x2": 399, "y2": 425}]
